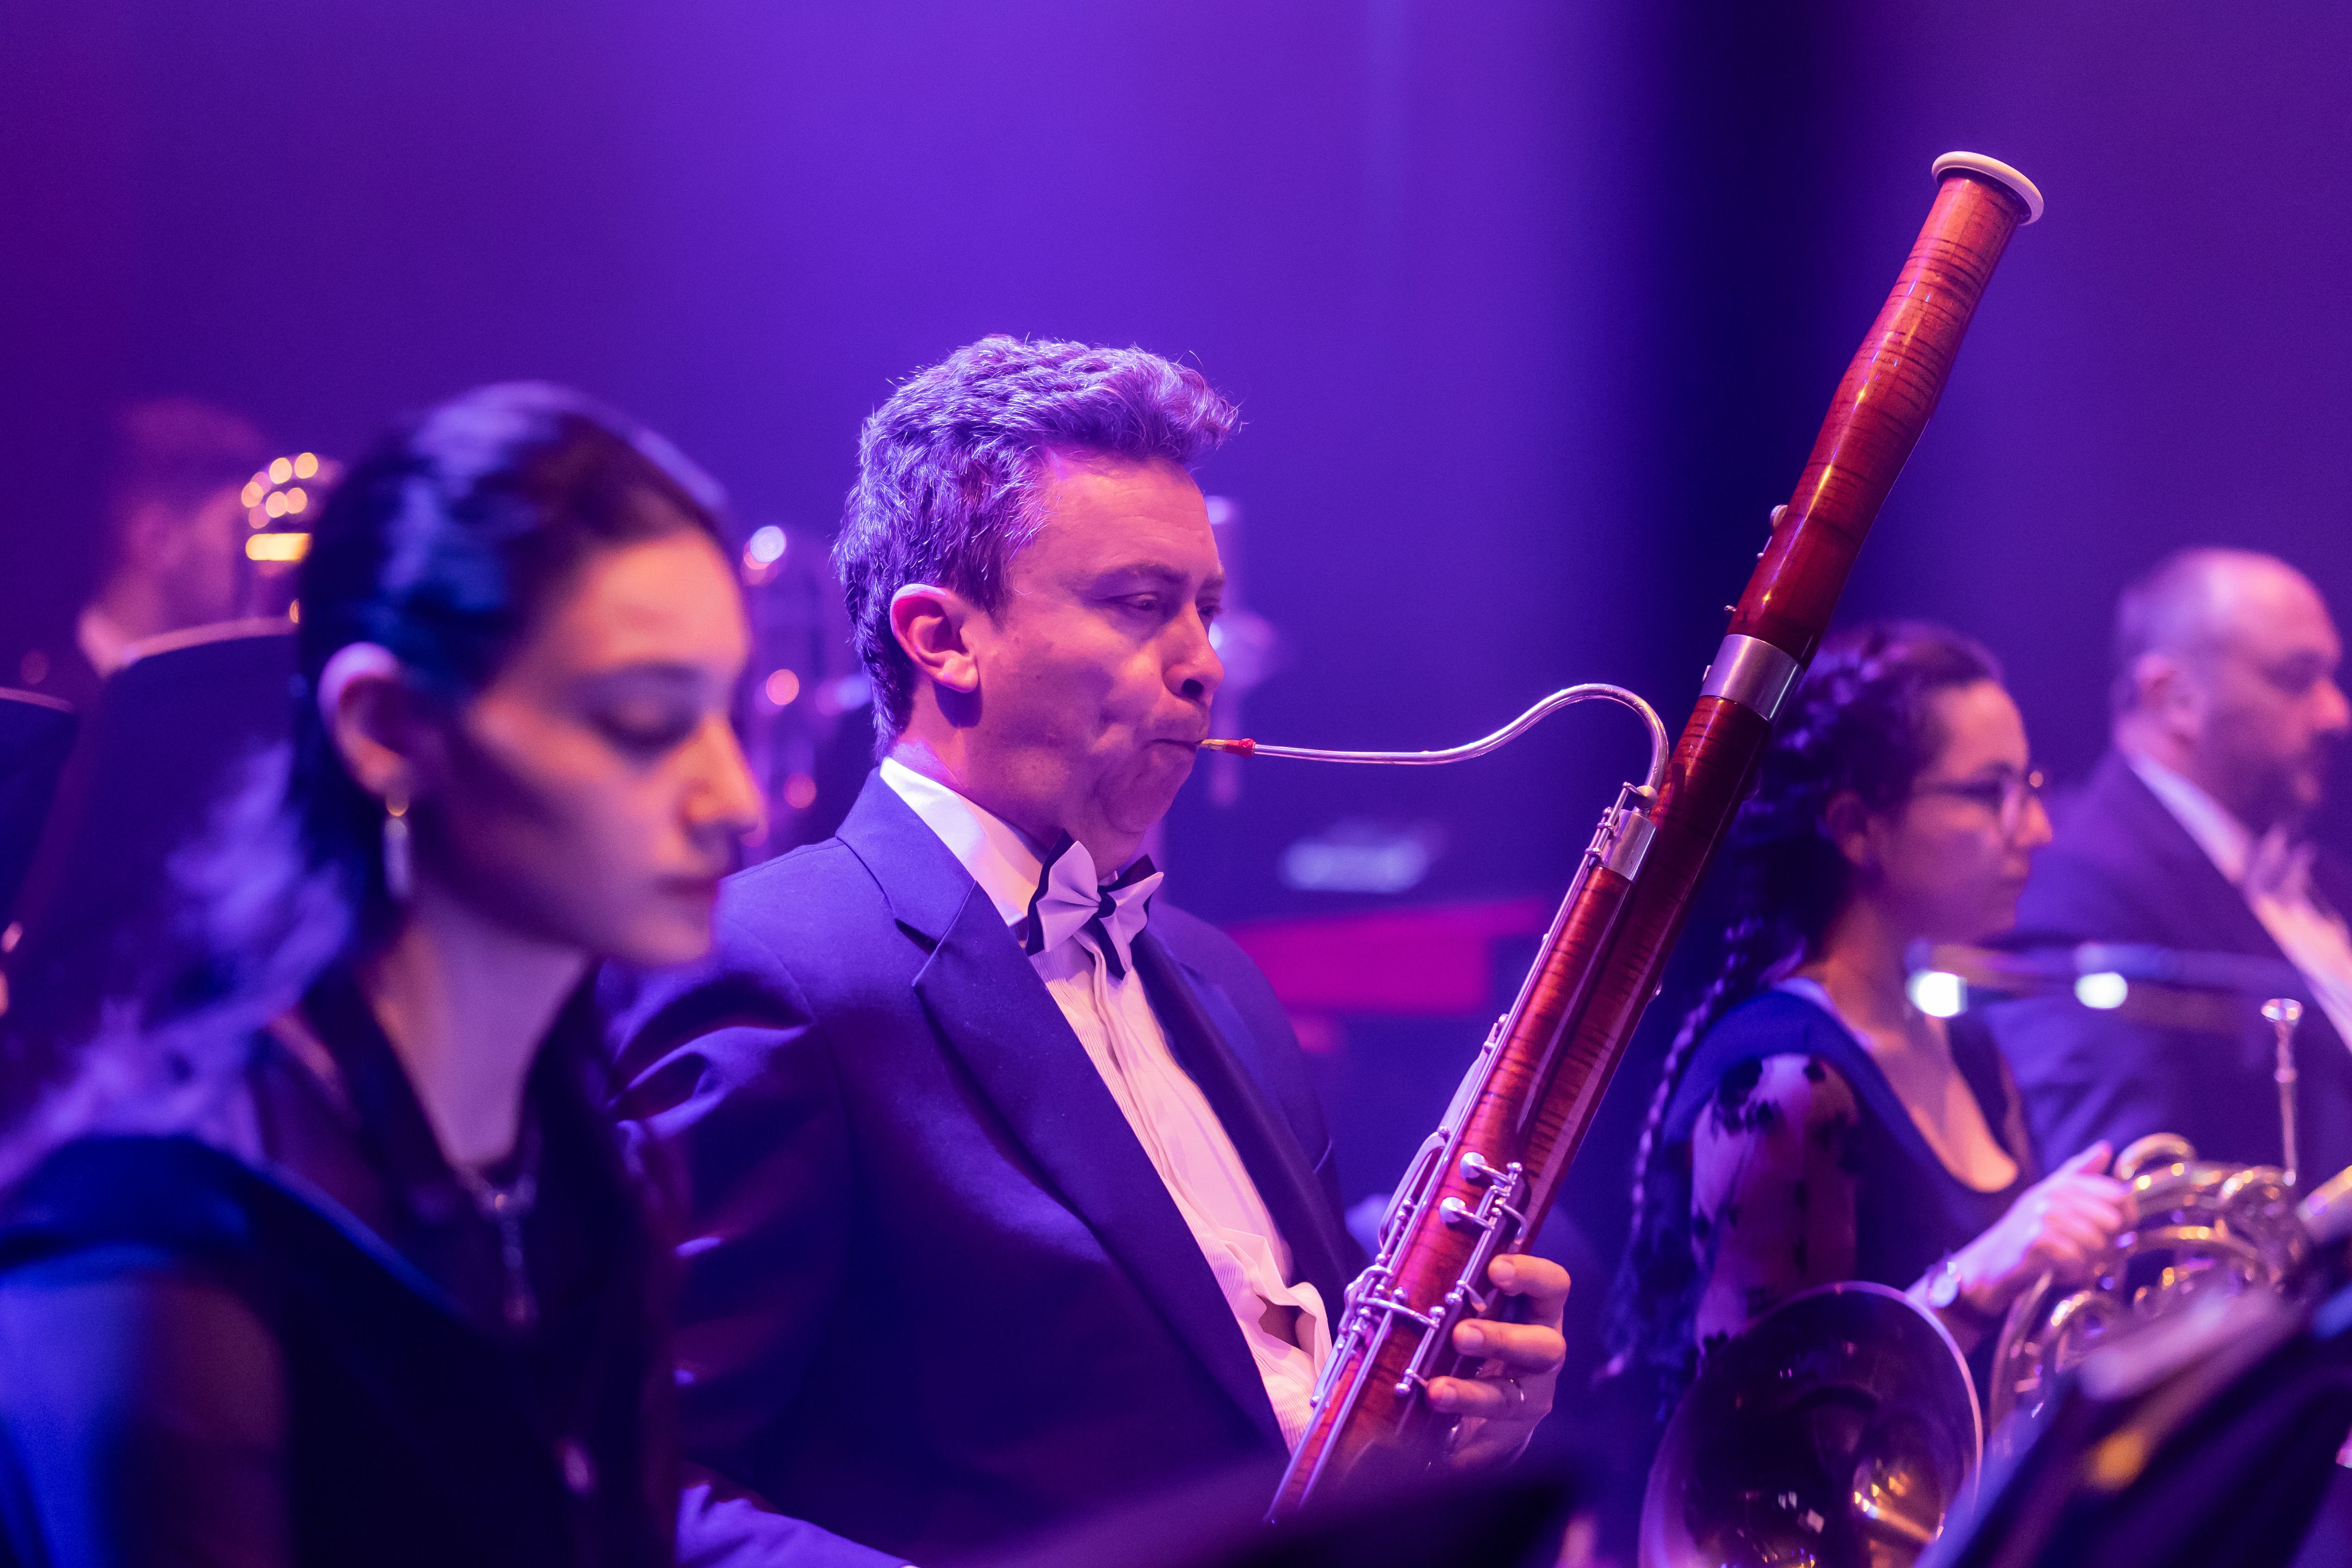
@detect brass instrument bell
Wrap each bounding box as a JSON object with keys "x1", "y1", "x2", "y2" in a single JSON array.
[{"x1": 1642, "y1": 1281, "x2": 1982, "y2": 1568}]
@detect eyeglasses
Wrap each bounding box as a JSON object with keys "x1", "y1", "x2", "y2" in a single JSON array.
[{"x1": 1911, "y1": 767, "x2": 2046, "y2": 835}]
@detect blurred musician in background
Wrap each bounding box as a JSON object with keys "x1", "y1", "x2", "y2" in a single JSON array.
[
  {"x1": 611, "y1": 336, "x2": 1570, "y2": 1565},
  {"x1": 0, "y1": 385, "x2": 882, "y2": 1566},
  {"x1": 1607, "y1": 623, "x2": 2133, "y2": 1413},
  {"x1": 10, "y1": 397, "x2": 269, "y2": 709},
  {"x1": 1995, "y1": 549, "x2": 2352, "y2": 1177}
]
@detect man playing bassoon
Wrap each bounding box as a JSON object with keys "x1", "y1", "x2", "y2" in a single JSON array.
[{"x1": 611, "y1": 336, "x2": 1569, "y2": 1563}]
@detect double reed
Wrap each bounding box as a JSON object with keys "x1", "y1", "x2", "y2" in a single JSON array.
[{"x1": 1264, "y1": 152, "x2": 2046, "y2": 1516}]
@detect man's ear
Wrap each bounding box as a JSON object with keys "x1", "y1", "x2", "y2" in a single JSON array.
[
  {"x1": 889, "y1": 583, "x2": 984, "y2": 697},
  {"x1": 2134, "y1": 651, "x2": 2204, "y2": 740},
  {"x1": 1822, "y1": 789, "x2": 1875, "y2": 872}
]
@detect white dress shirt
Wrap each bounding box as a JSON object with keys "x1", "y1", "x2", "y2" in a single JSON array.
[
  {"x1": 2126, "y1": 750, "x2": 2352, "y2": 1049},
  {"x1": 879, "y1": 758, "x2": 1331, "y2": 1446}
]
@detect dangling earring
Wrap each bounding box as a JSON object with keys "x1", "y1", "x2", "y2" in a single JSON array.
[{"x1": 382, "y1": 782, "x2": 413, "y2": 902}]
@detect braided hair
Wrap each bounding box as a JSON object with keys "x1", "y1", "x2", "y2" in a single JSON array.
[{"x1": 1602, "y1": 620, "x2": 2002, "y2": 1405}]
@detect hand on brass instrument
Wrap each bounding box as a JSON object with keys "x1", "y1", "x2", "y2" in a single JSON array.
[
  {"x1": 1954, "y1": 1140, "x2": 2136, "y2": 1313},
  {"x1": 1427, "y1": 1253, "x2": 1569, "y2": 1468}
]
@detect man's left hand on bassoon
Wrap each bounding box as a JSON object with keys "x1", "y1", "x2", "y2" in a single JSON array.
[{"x1": 1426, "y1": 1253, "x2": 1569, "y2": 1467}]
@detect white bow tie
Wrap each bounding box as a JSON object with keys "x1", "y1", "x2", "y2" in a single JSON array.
[{"x1": 1018, "y1": 835, "x2": 1162, "y2": 980}]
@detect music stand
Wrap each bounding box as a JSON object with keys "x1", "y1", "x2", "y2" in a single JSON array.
[
  {"x1": 1923, "y1": 1279, "x2": 2352, "y2": 1568},
  {"x1": 0, "y1": 689, "x2": 78, "y2": 926},
  {"x1": 5, "y1": 619, "x2": 295, "y2": 1042}
]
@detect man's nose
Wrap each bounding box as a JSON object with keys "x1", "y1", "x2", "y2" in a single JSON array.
[
  {"x1": 1170, "y1": 612, "x2": 1224, "y2": 704},
  {"x1": 2316, "y1": 677, "x2": 2352, "y2": 738}
]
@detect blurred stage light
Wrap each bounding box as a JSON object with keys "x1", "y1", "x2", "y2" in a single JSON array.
[
  {"x1": 1279, "y1": 819, "x2": 1443, "y2": 894},
  {"x1": 764, "y1": 668, "x2": 801, "y2": 707},
  {"x1": 1908, "y1": 969, "x2": 1966, "y2": 1018},
  {"x1": 747, "y1": 525, "x2": 787, "y2": 565},
  {"x1": 813, "y1": 672, "x2": 871, "y2": 717},
  {"x1": 246, "y1": 453, "x2": 343, "y2": 532},
  {"x1": 783, "y1": 772, "x2": 818, "y2": 810},
  {"x1": 2075, "y1": 971, "x2": 2129, "y2": 1010},
  {"x1": 246, "y1": 533, "x2": 310, "y2": 562}
]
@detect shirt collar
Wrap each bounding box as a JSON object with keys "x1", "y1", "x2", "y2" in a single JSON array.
[
  {"x1": 2123, "y1": 748, "x2": 2256, "y2": 887},
  {"x1": 878, "y1": 756, "x2": 1049, "y2": 925}
]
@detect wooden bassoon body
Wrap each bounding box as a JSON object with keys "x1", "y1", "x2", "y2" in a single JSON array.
[{"x1": 1268, "y1": 151, "x2": 2045, "y2": 1517}]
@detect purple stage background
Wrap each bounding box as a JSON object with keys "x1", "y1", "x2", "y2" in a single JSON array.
[{"x1": 5, "y1": 0, "x2": 2349, "y2": 1545}]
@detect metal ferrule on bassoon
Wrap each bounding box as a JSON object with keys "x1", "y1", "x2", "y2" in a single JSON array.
[{"x1": 1699, "y1": 632, "x2": 1805, "y2": 722}]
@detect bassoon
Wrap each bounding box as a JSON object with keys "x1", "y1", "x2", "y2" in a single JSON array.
[{"x1": 1208, "y1": 151, "x2": 2046, "y2": 1517}]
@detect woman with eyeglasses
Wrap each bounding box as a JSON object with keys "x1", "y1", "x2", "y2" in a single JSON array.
[
  {"x1": 0, "y1": 386, "x2": 883, "y2": 1567},
  {"x1": 1605, "y1": 621, "x2": 2134, "y2": 1413}
]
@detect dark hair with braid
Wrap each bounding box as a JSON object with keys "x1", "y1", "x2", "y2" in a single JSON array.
[{"x1": 1602, "y1": 620, "x2": 2002, "y2": 1406}]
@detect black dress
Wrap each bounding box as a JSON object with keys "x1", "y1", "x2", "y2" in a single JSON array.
[
  {"x1": 0, "y1": 968, "x2": 677, "y2": 1568},
  {"x1": 1629, "y1": 985, "x2": 2037, "y2": 1407}
]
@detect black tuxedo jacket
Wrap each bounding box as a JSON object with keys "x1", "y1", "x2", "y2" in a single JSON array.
[
  {"x1": 610, "y1": 774, "x2": 1356, "y2": 1565},
  {"x1": 1990, "y1": 750, "x2": 2352, "y2": 1178}
]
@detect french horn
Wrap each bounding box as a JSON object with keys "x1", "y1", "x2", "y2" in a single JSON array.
[
  {"x1": 1642, "y1": 1144, "x2": 2352, "y2": 1568},
  {"x1": 1986, "y1": 1133, "x2": 2312, "y2": 1444}
]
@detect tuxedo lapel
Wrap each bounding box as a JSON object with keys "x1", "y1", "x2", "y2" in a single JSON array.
[
  {"x1": 838, "y1": 774, "x2": 1282, "y2": 1445},
  {"x1": 912, "y1": 894, "x2": 1283, "y2": 1446},
  {"x1": 836, "y1": 771, "x2": 981, "y2": 948},
  {"x1": 1134, "y1": 933, "x2": 1355, "y2": 1317},
  {"x1": 2095, "y1": 753, "x2": 2291, "y2": 959}
]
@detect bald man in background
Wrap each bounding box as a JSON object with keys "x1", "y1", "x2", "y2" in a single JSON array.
[{"x1": 1993, "y1": 548, "x2": 2352, "y2": 1178}]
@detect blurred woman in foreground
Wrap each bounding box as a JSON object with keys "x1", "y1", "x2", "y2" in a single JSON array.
[
  {"x1": 1608, "y1": 622, "x2": 2135, "y2": 1412},
  {"x1": 0, "y1": 385, "x2": 762, "y2": 1565}
]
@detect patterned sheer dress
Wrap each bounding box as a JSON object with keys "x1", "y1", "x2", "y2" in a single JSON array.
[{"x1": 1633, "y1": 980, "x2": 2036, "y2": 1407}]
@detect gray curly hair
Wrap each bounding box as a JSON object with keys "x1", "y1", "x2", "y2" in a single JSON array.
[{"x1": 833, "y1": 335, "x2": 1240, "y2": 742}]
